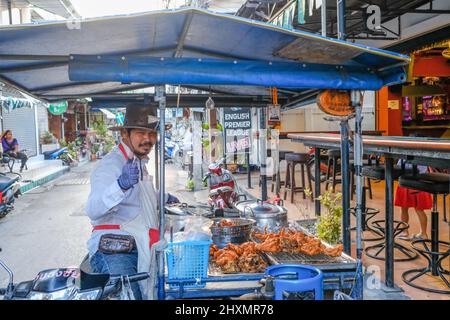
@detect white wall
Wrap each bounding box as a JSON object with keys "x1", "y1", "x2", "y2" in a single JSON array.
[{"x1": 302, "y1": 91, "x2": 376, "y2": 132}]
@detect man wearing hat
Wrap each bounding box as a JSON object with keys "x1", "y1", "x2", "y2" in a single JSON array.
[{"x1": 86, "y1": 103, "x2": 178, "y2": 299}]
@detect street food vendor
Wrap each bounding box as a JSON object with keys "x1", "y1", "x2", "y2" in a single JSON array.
[{"x1": 86, "y1": 103, "x2": 179, "y2": 300}]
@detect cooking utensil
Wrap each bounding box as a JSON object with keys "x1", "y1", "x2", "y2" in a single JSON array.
[
  {"x1": 210, "y1": 218, "x2": 255, "y2": 248},
  {"x1": 234, "y1": 199, "x2": 288, "y2": 230}
]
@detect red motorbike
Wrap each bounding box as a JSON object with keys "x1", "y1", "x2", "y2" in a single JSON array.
[
  {"x1": 202, "y1": 159, "x2": 246, "y2": 210},
  {"x1": 306, "y1": 147, "x2": 335, "y2": 183}
]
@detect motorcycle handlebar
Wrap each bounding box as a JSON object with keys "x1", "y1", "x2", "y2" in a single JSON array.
[{"x1": 110, "y1": 272, "x2": 150, "y2": 283}]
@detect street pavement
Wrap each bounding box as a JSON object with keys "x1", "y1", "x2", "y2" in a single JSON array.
[
  {"x1": 0, "y1": 159, "x2": 210, "y2": 288},
  {"x1": 0, "y1": 162, "x2": 93, "y2": 286}
]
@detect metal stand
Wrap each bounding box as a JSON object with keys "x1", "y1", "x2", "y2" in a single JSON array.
[
  {"x1": 246, "y1": 150, "x2": 252, "y2": 189},
  {"x1": 324, "y1": 114, "x2": 354, "y2": 256},
  {"x1": 260, "y1": 108, "x2": 268, "y2": 201},
  {"x1": 340, "y1": 119, "x2": 351, "y2": 255},
  {"x1": 155, "y1": 85, "x2": 166, "y2": 300},
  {"x1": 365, "y1": 220, "x2": 418, "y2": 261},
  {"x1": 351, "y1": 91, "x2": 363, "y2": 299},
  {"x1": 315, "y1": 147, "x2": 321, "y2": 216},
  {"x1": 384, "y1": 157, "x2": 395, "y2": 288}
]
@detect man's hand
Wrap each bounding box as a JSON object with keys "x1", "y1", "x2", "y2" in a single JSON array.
[
  {"x1": 166, "y1": 193, "x2": 180, "y2": 204},
  {"x1": 117, "y1": 159, "x2": 140, "y2": 191}
]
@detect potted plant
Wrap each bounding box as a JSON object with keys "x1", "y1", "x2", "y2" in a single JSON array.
[
  {"x1": 90, "y1": 143, "x2": 100, "y2": 161},
  {"x1": 316, "y1": 189, "x2": 343, "y2": 245},
  {"x1": 40, "y1": 131, "x2": 58, "y2": 153}
]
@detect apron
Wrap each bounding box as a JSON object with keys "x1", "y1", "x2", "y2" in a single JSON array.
[{"x1": 93, "y1": 143, "x2": 160, "y2": 299}]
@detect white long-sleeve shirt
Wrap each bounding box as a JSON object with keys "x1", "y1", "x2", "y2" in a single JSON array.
[{"x1": 86, "y1": 143, "x2": 159, "y2": 257}]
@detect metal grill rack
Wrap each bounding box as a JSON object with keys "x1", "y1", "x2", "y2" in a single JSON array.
[{"x1": 263, "y1": 251, "x2": 356, "y2": 272}]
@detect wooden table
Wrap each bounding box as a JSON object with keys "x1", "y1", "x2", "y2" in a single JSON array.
[
  {"x1": 287, "y1": 133, "x2": 450, "y2": 290},
  {"x1": 279, "y1": 130, "x2": 385, "y2": 139}
]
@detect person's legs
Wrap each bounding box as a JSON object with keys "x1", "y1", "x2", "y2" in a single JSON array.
[
  {"x1": 414, "y1": 209, "x2": 429, "y2": 239},
  {"x1": 398, "y1": 207, "x2": 410, "y2": 239},
  {"x1": 90, "y1": 249, "x2": 142, "y2": 300},
  {"x1": 16, "y1": 151, "x2": 28, "y2": 172}
]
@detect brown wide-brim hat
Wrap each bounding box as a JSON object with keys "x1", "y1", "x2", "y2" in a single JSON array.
[{"x1": 109, "y1": 103, "x2": 172, "y2": 131}]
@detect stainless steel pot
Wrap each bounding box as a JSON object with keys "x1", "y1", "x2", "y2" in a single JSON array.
[
  {"x1": 234, "y1": 199, "x2": 288, "y2": 230},
  {"x1": 210, "y1": 218, "x2": 255, "y2": 248}
]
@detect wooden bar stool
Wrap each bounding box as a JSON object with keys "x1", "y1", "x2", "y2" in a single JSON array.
[
  {"x1": 283, "y1": 152, "x2": 313, "y2": 204},
  {"x1": 271, "y1": 150, "x2": 293, "y2": 195},
  {"x1": 324, "y1": 149, "x2": 341, "y2": 192}
]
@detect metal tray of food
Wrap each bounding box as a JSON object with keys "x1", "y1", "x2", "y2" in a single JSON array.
[
  {"x1": 252, "y1": 224, "x2": 357, "y2": 272},
  {"x1": 262, "y1": 251, "x2": 356, "y2": 271}
]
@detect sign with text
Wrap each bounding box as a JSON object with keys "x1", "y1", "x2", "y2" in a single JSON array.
[
  {"x1": 223, "y1": 107, "x2": 252, "y2": 154},
  {"x1": 48, "y1": 100, "x2": 68, "y2": 115}
]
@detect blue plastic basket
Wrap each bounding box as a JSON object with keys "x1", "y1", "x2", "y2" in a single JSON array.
[{"x1": 166, "y1": 240, "x2": 211, "y2": 289}]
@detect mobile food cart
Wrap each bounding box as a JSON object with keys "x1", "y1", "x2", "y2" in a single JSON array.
[{"x1": 0, "y1": 8, "x2": 409, "y2": 300}]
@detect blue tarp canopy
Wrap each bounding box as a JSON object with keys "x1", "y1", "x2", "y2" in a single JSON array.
[{"x1": 0, "y1": 8, "x2": 409, "y2": 102}]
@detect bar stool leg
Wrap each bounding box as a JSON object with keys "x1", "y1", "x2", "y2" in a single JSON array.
[
  {"x1": 290, "y1": 162, "x2": 296, "y2": 204},
  {"x1": 306, "y1": 163, "x2": 313, "y2": 201},
  {"x1": 332, "y1": 157, "x2": 338, "y2": 193},
  {"x1": 431, "y1": 195, "x2": 439, "y2": 276},
  {"x1": 275, "y1": 168, "x2": 281, "y2": 195},
  {"x1": 301, "y1": 163, "x2": 306, "y2": 200},
  {"x1": 367, "y1": 177, "x2": 373, "y2": 200},
  {"x1": 325, "y1": 157, "x2": 332, "y2": 191},
  {"x1": 283, "y1": 162, "x2": 290, "y2": 201}
]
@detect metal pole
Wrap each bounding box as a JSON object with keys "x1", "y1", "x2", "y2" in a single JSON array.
[
  {"x1": 352, "y1": 91, "x2": 363, "y2": 260},
  {"x1": 340, "y1": 120, "x2": 351, "y2": 255},
  {"x1": 84, "y1": 104, "x2": 88, "y2": 130},
  {"x1": 321, "y1": 0, "x2": 327, "y2": 37},
  {"x1": 431, "y1": 197, "x2": 439, "y2": 276},
  {"x1": 223, "y1": 108, "x2": 227, "y2": 170},
  {"x1": 156, "y1": 85, "x2": 166, "y2": 300},
  {"x1": 385, "y1": 157, "x2": 394, "y2": 288},
  {"x1": 314, "y1": 148, "x2": 321, "y2": 216},
  {"x1": 155, "y1": 139, "x2": 159, "y2": 187},
  {"x1": 260, "y1": 108, "x2": 268, "y2": 201},
  {"x1": 352, "y1": 91, "x2": 363, "y2": 300},
  {"x1": 337, "y1": 0, "x2": 345, "y2": 40},
  {"x1": 7, "y1": 0, "x2": 13, "y2": 25},
  {"x1": 246, "y1": 151, "x2": 252, "y2": 188}
]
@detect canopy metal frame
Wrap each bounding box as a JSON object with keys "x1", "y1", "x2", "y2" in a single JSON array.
[{"x1": 0, "y1": 8, "x2": 411, "y2": 300}]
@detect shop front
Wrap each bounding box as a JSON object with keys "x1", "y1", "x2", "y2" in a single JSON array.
[{"x1": 377, "y1": 40, "x2": 450, "y2": 138}]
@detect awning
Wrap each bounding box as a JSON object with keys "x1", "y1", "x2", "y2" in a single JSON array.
[
  {"x1": 0, "y1": 96, "x2": 33, "y2": 111},
  {"x1": 99, "y1": 108, "x2": 117, "y2": 119},
  {"x1": 0, "y1": 8, "x2": 409, "y2": 102}
]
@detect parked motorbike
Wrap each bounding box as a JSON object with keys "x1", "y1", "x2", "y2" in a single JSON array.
[
  {"x1": 202, "y1": 158, "x2": 246, "y2": 211},
  {"x1": 0, "y1": 258, "x2": 149, "y2": 300},
  {"x1": 164, "y1": 137, "x2": 184, "y2": 165},
  {"x1": 43, "y1": 147, "x2": 74, "y2": 166},
  {"x1": 306, "y1": 147, "x2": 331, "y2": 183},
  {"x1": 0, "y1": 173, "x2": 21, "y2": 219}
]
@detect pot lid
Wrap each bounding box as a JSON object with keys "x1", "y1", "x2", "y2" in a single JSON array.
[
  {"x1": 165, "y1": 203, "x2": 212, "y2": 216},
  {"x1": 236, "y1": 199, "x2": 285, "y2": 215}
]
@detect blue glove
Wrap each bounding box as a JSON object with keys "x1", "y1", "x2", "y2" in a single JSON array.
[
  {"x1": 117, "y1": 159, "x2": 140, "y2": 190},
  {"x1": 167, "y1": 193, "x2": 180, "y2": 204}
]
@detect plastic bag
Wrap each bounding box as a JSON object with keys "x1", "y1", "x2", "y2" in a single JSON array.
[
  {"x1": 119, "y1": 276, "x2": 136, "y2": 300},
  {"x1": 170, "y1": 216, "x2": 212, "y2": 242}
]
